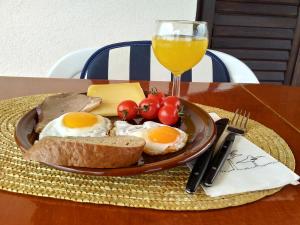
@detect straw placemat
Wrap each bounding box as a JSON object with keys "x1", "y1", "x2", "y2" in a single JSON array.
[{"x1": 0, "y1": 94, "x2": 295, "y2": 210}]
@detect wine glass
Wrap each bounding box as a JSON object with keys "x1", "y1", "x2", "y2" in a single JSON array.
[{"x1": 152, "y1": 20, "x2": 208, "y2": 97}]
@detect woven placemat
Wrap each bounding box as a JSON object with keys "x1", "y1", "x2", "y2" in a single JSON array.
[{"x1": 0, "y1": 94, "x2": 295, "y2": 210}]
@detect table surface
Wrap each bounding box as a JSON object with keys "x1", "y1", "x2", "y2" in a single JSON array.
[{"x1": 0, "y1": 76, "x2": 299, "y2": 225}]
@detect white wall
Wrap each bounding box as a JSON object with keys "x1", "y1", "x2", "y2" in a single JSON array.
[{"x1": 0, "y1": 0, "x2": 197, "y2": 77}]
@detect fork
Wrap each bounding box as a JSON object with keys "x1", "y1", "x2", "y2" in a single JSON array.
[
  {"x1": 227, "y1": 109, "x2": 250, "y2": 135},
  {"x1": 202, "y1": 109, "x2": 250, "y2": 186}
]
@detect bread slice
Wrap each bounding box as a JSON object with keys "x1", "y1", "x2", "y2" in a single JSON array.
[{"x1": 24, "y1": 136, "x2": 145, "y2": 168}]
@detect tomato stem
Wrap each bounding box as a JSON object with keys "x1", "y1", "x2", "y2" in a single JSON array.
[
  {"x1": 121, "y1": 110, "x2": 128, "y2": 121},
  {"x1": 139, "y1": 105, "x2": 149, "y2": 112},
  {"x1": 178, "y1": 106, "x2": 184, "y2": 117},
  {"x1": 150, "y1": 87, "x2": 158, "y2": 95}
]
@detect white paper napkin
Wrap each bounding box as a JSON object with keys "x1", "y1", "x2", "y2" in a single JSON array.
[{"x1": 194, "y1": 113, "x2": 300, "y2": 197}]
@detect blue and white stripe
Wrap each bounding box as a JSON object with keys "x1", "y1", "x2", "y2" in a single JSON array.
[{"x1": 81, "y1": 41, "x2": 230, "y2": 82}]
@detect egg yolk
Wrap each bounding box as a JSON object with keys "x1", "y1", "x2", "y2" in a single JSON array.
[
  {"x1": 63, "y1": 112, "x2": 98, "y2": 128},
  {"x1": 148, "y1": 126, "x2": 180, "y2": 143}
]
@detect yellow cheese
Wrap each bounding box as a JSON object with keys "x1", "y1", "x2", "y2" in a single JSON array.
[{"x1": 87, "y1": 83, "x2": 145, "y2": 116}]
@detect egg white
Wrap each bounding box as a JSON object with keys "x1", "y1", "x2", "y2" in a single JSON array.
[
  {"x1": 39, "y1": 113, "x2": 112, "y2": 140},
  {"x1": 114, "y1": 121, "x2": 188, "y2": 155}
]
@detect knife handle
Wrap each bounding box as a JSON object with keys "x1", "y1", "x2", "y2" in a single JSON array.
[
  {"x1": 202, "y1": 133, "x2": 236, "y2": 187},
  {"x1": 185, "y1": 149, "x2": 213, "y2": 193}
]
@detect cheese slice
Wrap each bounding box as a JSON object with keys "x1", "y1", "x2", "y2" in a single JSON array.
[{"x1": 87, "y1": 83, "x2": 145, "y2": 116}]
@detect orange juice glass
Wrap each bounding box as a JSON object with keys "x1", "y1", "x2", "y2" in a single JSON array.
[{"x1": 152, "y1": 21, "x2": 208, "y2": 97}]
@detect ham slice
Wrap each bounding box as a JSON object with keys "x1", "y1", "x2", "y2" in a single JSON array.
[{"x1": 35, "y1": 93, "x2": 101, "y2": 133}]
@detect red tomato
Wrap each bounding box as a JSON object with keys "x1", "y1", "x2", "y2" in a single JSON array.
[
  {"x1": 117, "y1": 100, "x2": 138, "y2": 121},
  {"x1": 148, "y1": 87, "x2": 165, "y2": 105},
  {"x1": 158, "y1": 105, "x2": 179, "y2": 125},
  {"x1": 148, "y1": 94, "x2": 162, "y2": 105},
  {"x1": 139, "y1": 98, "x2": 160, "y2": 120},
  {"x1": 162, "y1": 96, "x2": 181, "y2": 108}
]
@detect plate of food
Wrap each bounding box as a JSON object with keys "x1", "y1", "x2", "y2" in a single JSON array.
[{"x1": 15, "y1": 83, "x2": 216, "y2": 176}]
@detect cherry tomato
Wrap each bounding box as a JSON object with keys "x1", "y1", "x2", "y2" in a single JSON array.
[
  {"x1": 139, "y1": 98, "x2": 160, "y2": 120},
  {"x1": 162, "y1": 96, "x2": 181, "y2": 108},
  {"x1": 117, "y1": 100, "x2": 138, "y2": 121},
  {"x1": 147, "y1": 94, "x2": 161, "y2": 105},
  {"x1": 158, "y1": 105, "x2": 179, "y2": 125},
  {"x1": 148, "y1": 87, "x2": 165, "y2": 105}
]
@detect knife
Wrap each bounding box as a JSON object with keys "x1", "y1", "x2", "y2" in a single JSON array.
[
  {"x1": 202, "y1": 132, "x2": 236, "y2": 187},
  {"x1": 185, "y1": 118, "x2": 229, "y2": 193}
]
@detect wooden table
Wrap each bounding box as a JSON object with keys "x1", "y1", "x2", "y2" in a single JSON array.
[{"x1": 0, "y1": 76, "x2": 299, "y2": 225}]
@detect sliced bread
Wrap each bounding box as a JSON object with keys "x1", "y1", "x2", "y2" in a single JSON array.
[{"x1": 24, "y1": 136, "x2": 145, "y2": 168}]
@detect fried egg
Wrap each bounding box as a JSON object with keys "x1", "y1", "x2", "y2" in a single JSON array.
[
  {"x1": 114, "y1": 121, "x2": 188, "y2": 155},
  {"x1": 39, "y1": 112, "x2": 112, "y2": 139}
]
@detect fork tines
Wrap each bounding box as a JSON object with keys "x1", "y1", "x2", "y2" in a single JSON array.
[{"x1": 229, "y1": 109, "x2": 250, "y2": 134}]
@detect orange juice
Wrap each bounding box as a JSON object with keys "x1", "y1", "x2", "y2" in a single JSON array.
[{"x1": 152, "y1": 35, "x2": 208, "y2": 76}]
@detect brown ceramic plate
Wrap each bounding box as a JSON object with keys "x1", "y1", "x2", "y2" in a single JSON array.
[{"x1": 15, "y1": 98, "x2": 216, "y2": 176}]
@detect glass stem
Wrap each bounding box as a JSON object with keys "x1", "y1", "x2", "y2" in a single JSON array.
[{"x1": 172, "y1": 75, "x2": 181, "y2": 97}]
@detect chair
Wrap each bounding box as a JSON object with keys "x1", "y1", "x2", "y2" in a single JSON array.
[
  {"x1": 47, "y1": 42, "x2": 258, "y2": 83},
  {"x1": 47, "y1": 48, "x2": 97, "y2": 78},
  {"x1": 209, "y1": 50, "x2": 259, "y2": 83},
  {"x1": 80, "y1": 41, "x2": 258, "y2": 83}
]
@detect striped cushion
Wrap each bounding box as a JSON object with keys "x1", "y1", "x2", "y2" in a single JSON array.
[{"x1": 81, "y1": 41, "x2": 230, "y2": 82}]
